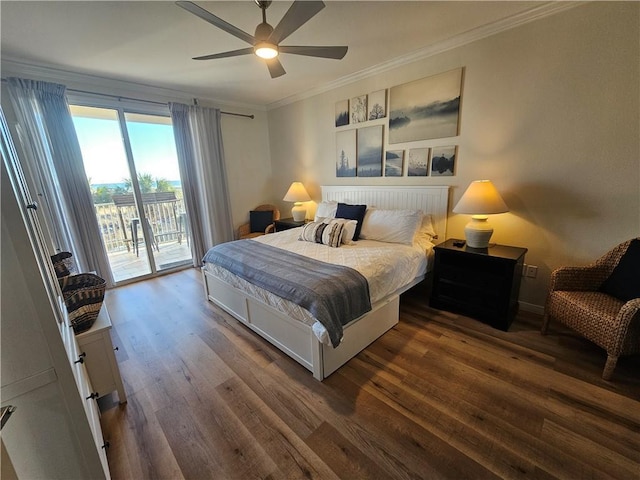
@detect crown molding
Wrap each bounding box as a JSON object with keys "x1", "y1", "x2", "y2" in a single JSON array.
[
  {"x1": 1, "y1": 58, "x2": 267, "y2": 112},
  {"x1": 266, "y1": 1, "x2": 580, "y2": 111}
]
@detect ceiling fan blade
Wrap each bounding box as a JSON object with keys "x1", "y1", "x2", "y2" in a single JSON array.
[
  {"x1": 176, "y1": 1, "x2": 255, "y2": 45},
  {"x1": 279, "y1": 45, "x2": 348, "y2": 60},
  {"x1": 193, "y1": 47, "x2": 255, "y2": 60},
  {"x1": 266, "y1": 58, "x2": 286, "y2": 78},
  {"x1": 268, "y1": 1, "x2": 325, "y2": 44}
]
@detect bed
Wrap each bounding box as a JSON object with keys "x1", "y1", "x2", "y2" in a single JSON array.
[{"x1": 202, "y1": 185, "x2": 449, "y2": 380}]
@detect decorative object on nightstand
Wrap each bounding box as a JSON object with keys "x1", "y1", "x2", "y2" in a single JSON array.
[
  {"x1": 453, "y1": 180, "x2": 509, "y2": 248},
  {"x1": 283, "y1": 182, "x2": 311, "y2": 221},
  {"x1": 430, "y1": 239, "x2": 527, "y2": 331}
]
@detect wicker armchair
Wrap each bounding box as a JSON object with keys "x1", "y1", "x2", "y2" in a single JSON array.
[
  {"x1": 237, "y1": 204, "x2": 280, "y2": 239},
  {"x1": 541, "y1": 238, "x2": 640, "y2": 380}
]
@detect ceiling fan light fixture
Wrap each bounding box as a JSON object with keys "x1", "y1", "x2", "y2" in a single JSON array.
[{"x1": 254, "y1": 42, "x2": 278, "y2": 59}]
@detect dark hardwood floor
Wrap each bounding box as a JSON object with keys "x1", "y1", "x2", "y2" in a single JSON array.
[{"x1": 99, "y1": 268, "x2": 640, "y2": 479}]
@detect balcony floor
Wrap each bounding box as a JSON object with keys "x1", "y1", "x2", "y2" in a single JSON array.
[{"x1": 109, "y1": 239, "x2": 192, "y2": 283}]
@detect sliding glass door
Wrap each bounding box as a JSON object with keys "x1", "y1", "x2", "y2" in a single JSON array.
[{"x1": 70, "y1": 105, "x2": 191, "y2": 284}]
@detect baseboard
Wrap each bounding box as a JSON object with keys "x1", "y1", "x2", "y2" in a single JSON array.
[{"x1": 519, "y1": 301, "x2": 544, "y2": 315}]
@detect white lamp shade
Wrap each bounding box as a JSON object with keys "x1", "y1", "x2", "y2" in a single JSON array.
[
  {"x1": 283, "y1": 182, "x2": 311, "y2": 203},
  {"x1": 453, "y1": 180, "x2": 509, "y2": 215},
  {"x1": 283, "y1": 182, "x2": 311, "y2": 221},
  {"x1": 453, "y1": 180, "x2": 508, "y2": 248}
]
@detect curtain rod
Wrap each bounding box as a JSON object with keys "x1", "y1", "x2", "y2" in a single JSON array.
[{"x1": 0, "y1": 78, "x2": 255, "y2": 119}]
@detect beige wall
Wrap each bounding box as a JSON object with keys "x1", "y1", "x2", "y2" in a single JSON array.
[{"x1": 267, "y1": 2, "x2": 640, "y2": 310}]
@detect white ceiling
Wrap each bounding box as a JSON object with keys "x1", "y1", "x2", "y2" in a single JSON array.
[{"x1": 1, "y1": 1, "x2": 558, "y2": 107}]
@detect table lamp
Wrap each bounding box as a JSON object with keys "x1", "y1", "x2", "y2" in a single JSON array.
[
  {"x1": 283, "y1": 182, "x2": 311, "y2": 221},
  {"x1": 452, "y1": 180, "x2": 509, "y2": 248}
]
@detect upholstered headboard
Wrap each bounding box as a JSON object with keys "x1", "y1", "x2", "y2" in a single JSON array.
[{"x1": 321, "y1": 185, "x2": 449, "y2": 240}]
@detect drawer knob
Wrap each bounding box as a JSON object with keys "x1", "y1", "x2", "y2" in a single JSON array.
[
  {"x1": 86, "y1": 392, "x2": 99, "y2": 400},
  {"x1": 102, "y1": 441, "x2": 110, "y2": 450},
  {"x1": 113, "y1": 346, "x2": 119, "y2": 352}
]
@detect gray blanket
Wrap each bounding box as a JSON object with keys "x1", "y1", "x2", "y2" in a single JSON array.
[{"x1": 203, "y1": 240, "x2": 371, "y2": 347}]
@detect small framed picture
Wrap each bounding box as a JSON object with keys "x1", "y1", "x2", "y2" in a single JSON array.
[
  {"x1": 335, "y1": 99, "x2": 349, "y2": 127},
  {"x1": 385, "y1": 150, "x2": 404, "y2": 177},
  {"x1": 430, "y1": 145, "x2": 457, "y2": 176},
  {"x1": 368, "y1": 89, "x2": 387, "y2": 120},
  {"x1": 350, "y1": 95, "x2": 367, "y2": 124},
  {"x1": 408, "y1": 148, "x2": 429, "y2": 176}
]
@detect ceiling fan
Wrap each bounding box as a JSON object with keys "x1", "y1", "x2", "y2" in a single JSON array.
[{"x1": 176, "y1": 0, "x2": 348, "y2": 78}]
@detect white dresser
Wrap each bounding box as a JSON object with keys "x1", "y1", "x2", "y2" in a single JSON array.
[{"x1": 76, "y1": 303, "x2": 127, "y2": 404}]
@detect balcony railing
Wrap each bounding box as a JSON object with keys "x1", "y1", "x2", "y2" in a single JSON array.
[{"x1": 94, "y1": 198, "x2": 186, "y2": 253}]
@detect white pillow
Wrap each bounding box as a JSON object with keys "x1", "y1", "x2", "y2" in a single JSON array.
[
  {"x1": 359, "y1": 208, "x2": 423, "y2": 245},
  {"x1": 414, "y1": 213, "x2": 437, "y2": 241},
  {"x1": 322, "y1": 217, "x2": 357, "y2": 245},
  {"x1": 314, "y1": 201, "x2": 338, "y2": 222}
]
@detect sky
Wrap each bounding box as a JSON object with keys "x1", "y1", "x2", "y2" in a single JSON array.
[{"x1": 72, "y1": 116, "x2": 180, "y2": 186}]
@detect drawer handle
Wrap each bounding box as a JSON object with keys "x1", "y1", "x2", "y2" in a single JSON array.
[
  {"x1": 26, "y1": 202, "x2": 38, "y2": 210},
  {"x1": 102, "y1": 441, "x2": 110, "y2": 450},
  {"x1": 86, "y1": 392, "x2": 99, "y2": 400},
  {"x1": 74, "y1": 352, "x2": 86, "y2": 364}
]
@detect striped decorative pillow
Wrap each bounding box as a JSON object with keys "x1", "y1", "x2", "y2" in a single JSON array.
[{"x1": 299, "y1": 220, "x2": 345, "y2": 248}]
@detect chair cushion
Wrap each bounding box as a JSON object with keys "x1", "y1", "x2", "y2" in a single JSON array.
[
  {"x1": 249, "y1": 210, "x2": 274, "y2": 233},
  {"x1": 599, "y1": 239, "x2": 640, "y2": 302},
  {"x1": 335, "y1": 203, "x2": 367, "y2": 241},
  {"x1": 549, "y1": 291, "x2": 625, "y2": 351}
]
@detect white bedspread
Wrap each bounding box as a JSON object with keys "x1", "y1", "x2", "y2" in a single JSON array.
[{"x1": 203, "y1": 227, "x2": 433, "y2": 344}]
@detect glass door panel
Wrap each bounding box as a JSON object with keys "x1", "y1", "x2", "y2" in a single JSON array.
[
  {"x1": 124, "y1": 112, "x2": 191, "y2": 272},
  {"x1": 71, "y1": 105, "x2": 153, "y2": 282}
]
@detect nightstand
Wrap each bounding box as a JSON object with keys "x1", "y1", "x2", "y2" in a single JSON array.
[
  {"x1": 275, "y1": 217, "x2": 307, "y2": 232},
  {"x1": 430, "y1": 239, "x2": 527, "y2": 331}
]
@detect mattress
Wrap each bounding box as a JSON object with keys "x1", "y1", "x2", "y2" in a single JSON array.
[{"x1": 203, "y1": 227, "x2": 433, "y2": 344}]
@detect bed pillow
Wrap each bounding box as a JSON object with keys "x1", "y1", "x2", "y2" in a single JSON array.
[
  {"x1": 359, "y1": 208, "x2": 423, "y2": 245},
  {"x1": 335, "y1": 203, "x2": 367, "y2": 241},
  {"x1": 314, "y1": 200, "x2": 338, "y2": 222},
  {"x1": 249, "y1": 210, "x2": 274, "y2": 233},
  {"x1": 414, "y1": 214, "x2": 437, "y2": 242},
  {"x1": 599, "y1": 239, "x2": 640, "y2": 301},
  {"x1": 298, "y1": 219, "x2": 345, "y2": 248},
  {"x1": 322, "y1": 217, "x2": 358, "y2": 245}
]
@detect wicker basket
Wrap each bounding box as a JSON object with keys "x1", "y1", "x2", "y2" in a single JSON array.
[
  {"x1": 51, "y1": 252, "x2": 77, "y2": 279},
  {"x1": 60, "y1": 273, "x2": 106, "y2": 334}
]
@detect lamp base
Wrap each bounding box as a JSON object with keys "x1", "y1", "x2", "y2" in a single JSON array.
[
  {"x1": 291, "y1": 203, "x2": 306, "y2": 222},
  {"x1": 464, "y1": 216, "x2": 493, "y2": 248}
]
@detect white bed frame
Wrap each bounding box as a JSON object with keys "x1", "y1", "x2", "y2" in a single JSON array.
[{"x1": 203, "y1": 185, "x2": 449, "y2": 380}]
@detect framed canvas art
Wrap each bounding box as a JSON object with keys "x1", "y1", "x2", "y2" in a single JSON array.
[
  {"x1": 407, "y1": 147, "x2": 429, "y2": 176},
  {"x1": 389, "y1": 68, "x2": 463, "y2": 144},
  {"x1": 430, "y1": 145, "x2": 457, "y2": 176},
  {"x1": 335, "y1": 99, "x2": 349, "y2": 127},
  {"x1": 350, "y1": 95, "x2": 367, "y2": 124},
  {"x1": 385, "y1": 150, "x2": 404, "y2": 177},
  {"x1": 368, "y1": 89, "x2": 386, "y2": 120},
  {"x1": 357, "y1": 125, "x2": 383, "y2": 177},
  {"x1": 336, "y1": 130, "x2": 356, "y2": 177}
]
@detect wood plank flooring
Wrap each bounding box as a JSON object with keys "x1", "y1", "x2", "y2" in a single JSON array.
[{"x1": 99, "y1": 268, "x2": 640, "y2": 479}]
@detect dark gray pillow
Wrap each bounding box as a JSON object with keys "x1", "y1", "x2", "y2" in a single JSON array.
[
  {"x1": 249, "y1": 210, "x2": 273, "y2": 233},
  {"x1": 599, "y1": 239, "x2": 640, "y2": 302}
]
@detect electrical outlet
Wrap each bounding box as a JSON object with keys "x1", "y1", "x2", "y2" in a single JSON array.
[{"x1": 525, "y1": 265, "x2": 538, "y2": 278}]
